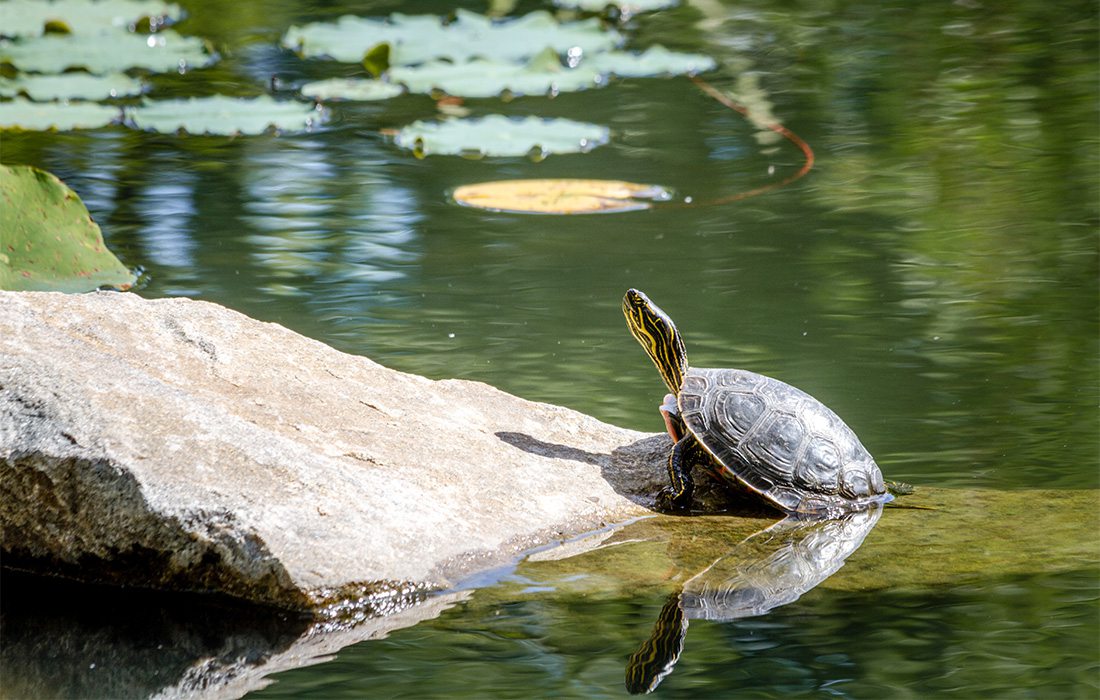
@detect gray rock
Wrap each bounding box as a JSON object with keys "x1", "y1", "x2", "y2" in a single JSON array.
[{"x1": 0, "y1": 290, "x2": 667, "y2": 613}]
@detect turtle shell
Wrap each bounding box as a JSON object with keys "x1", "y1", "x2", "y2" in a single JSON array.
[{"x1": 678, "y1": 367, "x2": 888, "y2": 515}]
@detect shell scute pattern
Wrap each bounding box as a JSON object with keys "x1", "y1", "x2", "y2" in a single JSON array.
[
  {"x1": 744, "y1": 411, "x2": 805, "y2": 471},
  {"x1": 796, "y1": 440, "x2": 841, "y2": 494},
  {"x1": 680, "y1": 368, "x2": 884, "y2": 513}
]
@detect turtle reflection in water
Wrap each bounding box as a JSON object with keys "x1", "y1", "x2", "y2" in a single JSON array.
[
  {"x1": 622, "y1": 289, "x2": 891, "y2": 515},
  {"x1": 625, "y1": 505, "x2": 884, "y2": 694}
]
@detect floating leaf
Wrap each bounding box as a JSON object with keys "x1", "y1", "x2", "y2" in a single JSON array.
[
  {"x1": 361, "y1": 42, "x2": 390, "y2": 77},
  {"x1": 0, "y1": 97, "x2": 120, "y2": 130},
  {"x1": 389, "y1": 45, "x2": 712, "y2": 98},
  {"x1": 452, "y1": 178, "x2": 672, "y2": 214},
  {"x1": 393, "y1": 115, "x2": 609, "y2": 158},
  {"x1": 552, "y1": 0, "x2": 678, "y2": 13},
  {"x1": 586, "y1": 46, "x2": 716, "y2": 77},
  {"x1": 0, "y1": 29, "x2": 213, "y2": 74},
  {"x1": 125, "y1": 95, "x2": 323, "y2": 135},
  {"x1": 0, "y1": 72, "x2": 145, "y2": 100},
  {"x1": 0, "y1": 164, "x2": 135, "y2": 292},
  {"x1": 300, "y1": 77, "x2": 403, "y2": 101},
  {"x1": 282, "y1": 9, "x2": 622, "y2": 66},
  {"x1": 0, "y1": 0, "x2": 184, "y2": 38},
  {"x1": 390, "y1": 50, "x2": 601, "y2": 98}
]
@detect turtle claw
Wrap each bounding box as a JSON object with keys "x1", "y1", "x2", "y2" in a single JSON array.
[
  {"x1": 655, "y1": 488, "x2": 691, "y2": 513},
  {"x1": 886, "y1": 480, "x2": 915, "y2": 496}
]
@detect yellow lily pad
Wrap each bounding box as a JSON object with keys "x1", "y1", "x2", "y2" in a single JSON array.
[{"x1": 452, "y1": 178, "x2": 672, "y2": 214}]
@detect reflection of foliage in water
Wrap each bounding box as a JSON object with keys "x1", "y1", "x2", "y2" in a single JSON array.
[
  {"x1": 239, "y1": 137, "x2": 423, "y2": 323},
  {"x1": 691, "y1": 0, "x2": 1098, "y2": 488}
]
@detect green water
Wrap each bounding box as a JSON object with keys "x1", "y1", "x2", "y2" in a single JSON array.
[{"x1": 2, "y1": 0, "x2": 1097, "y2": 696}]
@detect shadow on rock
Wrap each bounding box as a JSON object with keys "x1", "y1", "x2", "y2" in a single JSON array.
[
  {"x1": 495, "y1": 431, "x2": 606, "y2": 465},
  {"x1": 496, "y1": 431, "x2": 777, "y2": 514},
  {"x1": 624, "y1": 504, "x2": 884, "y2": 694},
  {"x1": 496, "y1": 431, "x2": 673, "y2": 508}
]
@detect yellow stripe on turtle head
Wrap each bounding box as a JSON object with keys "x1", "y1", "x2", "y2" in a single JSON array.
[{"x1": 622, "y1": 289, "x2": 688, "y2": 394}]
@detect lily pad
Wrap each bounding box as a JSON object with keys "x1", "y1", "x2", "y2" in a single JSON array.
[
  {"x1": 390, "y1": 56, "x2": 600, "y2": 99},
  {"x1": 0, "y1": 164, "x2": 134, "y2": 292},
  {"x1": 0, "y1": 72, "x2": 145, "y2": 100},
  {"x1": 125, "y1": 95, "x2": 324, "y2": 135},
  {"x1": 552, "y1": 0, "x2": 678, "y2": 13},
  {"x1": 300, "y1": 77, "x2": 403, "y2": 101},
  {"x1": 0, "y1": 29, "x2": 213, "y2": 74},
  {"x1": 586, "y1": 46, "x2": 715, "y2": 78},
  {"x1": 0, "y1": 0, "x2": 184, "y2": 38},
  {"x1": 390, "y1": 45, "x2": 714, "y2": 98},
  {"x1": 0, "y1": 97, "x2": 120, "y2": 130},
  {"x1": 452, "y1": 178, "x2": 672, "y2": 214},
  {"x1": 393, "y1": 115, "x2": 609, "y2": 158},
  {"x1": 282, "y1": 9, "x2": 622, "y2": 66}
]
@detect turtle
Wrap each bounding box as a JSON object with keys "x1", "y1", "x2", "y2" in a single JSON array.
[{"x1": 622, "y1": 288, "x2": 890, "y2": 516}]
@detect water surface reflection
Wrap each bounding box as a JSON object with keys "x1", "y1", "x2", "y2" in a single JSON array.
[{"x1": 626, "y1": 506, "x2": 882, "y2": 693}]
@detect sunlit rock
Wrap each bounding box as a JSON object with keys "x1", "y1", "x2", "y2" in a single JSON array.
[{"x1": 0, "y1": 290, "x2": 663, "y2": 613}]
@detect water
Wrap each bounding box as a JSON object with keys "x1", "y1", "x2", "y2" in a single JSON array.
[{"x1": 2, "y1": 0, "x2": 1097, "y2": 696}]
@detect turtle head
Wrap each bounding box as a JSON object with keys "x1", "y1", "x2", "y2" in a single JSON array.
[{"x1": 623, "y1": 289, "x2": 688, "y2": 394}]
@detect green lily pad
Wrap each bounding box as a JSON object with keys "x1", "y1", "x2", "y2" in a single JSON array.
[
  {"x1": 393, "y1": 115, "x2": 609, "y2": 158},
  {"x1": 390, "y1": 45, "x2": 714, "y2": 98},
  {"x1": 0, "y1": 72, "x2": 145, "y2": 100},
  {"x1": 300, "y1": 77, "x2": 403, "y2": 101},
  {"x1": 0, "y1": 0, "x2": 184, "y2": 38},
  {"x1": 0, "y1": 164, "x2": 134, "y2": 292},
  {"x1": 552, "y1": 0, "x2": 678, "y2": 13},
  {"x1": 0, "y1": 29, "x2": 213, "y2": 74},
  {"x1": 390, "y1": 57, "x2": 597, "y2": 98},
  {"x1": 125, "y1": 95, "x2": 324, "y2": 135},
  {"x1": 586, "y1": 46, "x2": 716, "y2": 77},
  {"x1": 282, "y1": 9, "x2": 622, "y2": 66},
  {"x1": 0, "y1": 97, "x2": 121, "y2": 130}
]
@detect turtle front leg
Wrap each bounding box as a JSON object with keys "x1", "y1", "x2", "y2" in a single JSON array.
[{"x1": 656, "y1": 434, "x2": 695, "y2": 512}]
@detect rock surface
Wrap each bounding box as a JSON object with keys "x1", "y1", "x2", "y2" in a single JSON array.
[{"x1": 0, "y1": 290, "x2": 669, "y2": 612}]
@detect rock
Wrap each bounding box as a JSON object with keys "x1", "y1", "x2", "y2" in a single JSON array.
[{"x1": 0, "y1": 290, "x2": 669, "y2": 613}]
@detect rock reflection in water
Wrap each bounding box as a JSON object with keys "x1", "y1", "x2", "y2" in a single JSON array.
[
  {"x1": 625, "y1": 505, "x2": 883, "y2": 694},
  {"x1": 0, "y1": 570, "x2": 464, "y2": 699}
]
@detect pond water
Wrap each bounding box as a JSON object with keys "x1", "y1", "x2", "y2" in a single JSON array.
[{"x1": 2, "y1": 0, "x2": 1097, "y2": 697}]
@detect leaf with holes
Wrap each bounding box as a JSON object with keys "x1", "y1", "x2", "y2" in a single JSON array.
[
  {"x1": 393, "y1": 115, "x2": 609, "y2": 158},
  {"x1": 0, "y1": 164, "x2": 135, "y2": 292}
]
